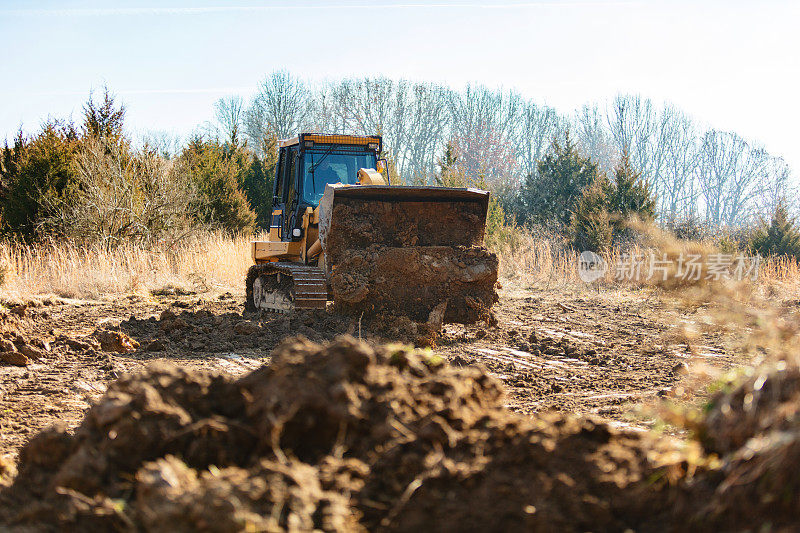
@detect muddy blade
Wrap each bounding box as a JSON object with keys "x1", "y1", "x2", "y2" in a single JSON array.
[
  {"x1": 318, "y1": 184, "x2": 498, "y2": 324},
  {"x1": 246, "y1": 264, "x2": 327, "y2": 313},
  {"x1": 319, "y1": 185, "x2": 491, "y2": 261}
]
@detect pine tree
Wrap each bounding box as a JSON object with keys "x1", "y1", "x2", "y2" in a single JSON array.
[
  {"x1": 435, "y1": 141, "x2": 460, "y2": 187},
  {"x1": 608, "y1": 150, "x2": 656, "y2": 233},
  {"x1": 570, "y1": 175, "x2": 613, "y2": 252},
  {"x1": 179, "y1": 137, "x2": 256, "y2": 235},
  {"x1": 518, "y1": 131, "x2": 600, "y2": 228},
  {"x1": 751, "y1": 201, "x2": 800, "y2": 260},
  {"x1": 83, "y1": 86, "x2": 126, "y2": 141}
]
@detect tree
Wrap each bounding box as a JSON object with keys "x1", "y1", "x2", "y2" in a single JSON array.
[
  {"x1": 517, "y1": 131, "x2": 600, "y2": 227},
  {"x1": 246, "y1": 70, "x2": 310, "y2": 148},
  {"x1": 570, "y1": 175, "x2": 613, "y2": 252},
  {"x1": 750, "y1": 201, "x2": 800, "y2": 260},
  {"x1": 212, "y1": 95, "x2": 245, "y2": 148},
  {"x1": 178, "y1": 137, "x2": 256, "y2": 235},
  {"x1": 0, "y1": 121, "x2": 81, "y2": 240},
  {"x1": 83, "y1": 86, "x2": 126, "y2": 140},
  {"x1": 48, "y1": 137, "x2": 198, "y2": 247},
  {"x1": 570, "y1": 153, "x2": 656, "y2": 251},
  {"x1": 607, "y1": 150, "x2": 656, "y2": 230},
  {"x1": 239, "y1": 136, "x2": 277, "y2": 230}
]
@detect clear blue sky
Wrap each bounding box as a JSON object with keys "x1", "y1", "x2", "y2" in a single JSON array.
[{"x1": 2, "y1": 0, "x2": 798, "y2": 171}]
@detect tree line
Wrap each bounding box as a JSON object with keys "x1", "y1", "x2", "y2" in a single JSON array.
[
  {"x1": 0, "y1": 88, "x2": 275, "y2": 247},
  {"x1": 1, "y1": 74, "x2": 797, "y2": 259},
  {"x1": 230, "y1": 71, "x2": 793, "y2": 229}
]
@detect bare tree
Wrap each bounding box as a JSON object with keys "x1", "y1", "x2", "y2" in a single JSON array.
[
  {"x1": 212, "y1": 95, "x2": 244, "y2": 147},
  {"x1": 659, "y1": 107, "x2": 700, "y2": 223},
  {"x1": 698, "y1": 130, "x2": 767, "y2": 226},
  {"x1": 44, "y1": 137, "x2": 198, "y2": 246},
  {"x1": 246, "y1": 71, "x2": 310, "y2": 149}
]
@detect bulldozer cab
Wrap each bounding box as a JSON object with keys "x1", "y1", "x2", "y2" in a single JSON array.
[{"x1": 272, "y1": 133, "x2": 382, "y2": 242}]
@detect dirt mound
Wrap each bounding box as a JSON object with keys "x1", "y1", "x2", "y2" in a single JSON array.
[
  {"x1": 324, "y1": 198, "x2": 488, "y2": 252},
  {"x1": 687, "y1": 363, "x2": 800, "y2": 529},
  {"x1": 1, "y1": 336, "x2": 687, "y2": 531},
  {"x1": 6, "y1": 336, "x2": 800, "y2": 531},
  {"x1": 330, "y1": 245, "x2": 498, "y2": 323}
]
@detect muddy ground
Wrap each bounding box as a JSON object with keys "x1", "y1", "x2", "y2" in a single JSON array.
[{"x1": 0, "y1": 282, "x2": 743, "y2": 466}]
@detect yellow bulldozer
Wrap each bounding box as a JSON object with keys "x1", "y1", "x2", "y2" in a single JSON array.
[{"x1": 246, "y1": 133, "x2": 498, "y2": 324}]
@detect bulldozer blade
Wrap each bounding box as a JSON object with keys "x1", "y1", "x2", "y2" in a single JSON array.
[
  {"x1": 319, "y1": 184, "x2": 491, "y2": 265},
  {"x1": 318, "y1": 184, "x2": 498, "y2": 324}
]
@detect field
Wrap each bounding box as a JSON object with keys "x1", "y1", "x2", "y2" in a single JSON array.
[{"x1": 0, "y1": 233, "x2": 797, "y2": 530}]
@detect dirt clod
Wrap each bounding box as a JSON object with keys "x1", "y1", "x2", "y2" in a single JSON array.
[
  {"x1": 92, "y1": 328, "x2": 140, "y2": 353},
  {"x1": 0, "y1": 351, "x2": 28, "y2": 366}
]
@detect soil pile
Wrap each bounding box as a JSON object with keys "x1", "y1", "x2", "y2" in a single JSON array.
[
  {"x1": 690, "y1": 362, "x2": 800, "y2": 529},
  {"x1": 4, "y1": 336, "x2": 799, "y2": 531},
  {"x1": 323, "y1": 196, "x2": 499, "y2": 324}
]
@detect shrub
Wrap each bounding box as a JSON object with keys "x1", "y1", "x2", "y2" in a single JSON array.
[
  {"x1": 570, "y1": 176, "x2": 613, "y2": 252},
  {"x1": 178, "y1": 137, "x2": 257, "y2": 235},
  {"x1": 517, "y1": 131, "x2": 600, "y2": 228},
  {"x1": 569, "y1": 152, "x2": 657, "y2": 252},
  {"x1": 45, "y1": 137, "x2": 199, "y2": 246},
  {"x1": 0, "y1": 122, "x2": 81, "y2": 240},
  {"x1": 238, "y1": 137, "x2": 277, "y2": 230},
  {"x1": 750, "y1": 201, "x2": 800, "y2": 260}
]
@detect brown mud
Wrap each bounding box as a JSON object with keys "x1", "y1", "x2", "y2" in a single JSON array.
[
  {"x1": 2, "y1": 335, "x2": 797, "y2": 531},
  {"x1": 330, "y1": 245, "x2": 498, "y2": 323},
  {"x1": 0, "y1": 338, "x2": 689, "y2": 531},
  {"x1": 0, "y1": 285, "x2": 741, "y2": 464}
]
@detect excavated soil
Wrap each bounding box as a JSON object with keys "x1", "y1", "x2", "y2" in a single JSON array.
[
  {"x1": 0, "y1": 283, "x2": 768, "y2": 530},
  {"x1": 323, "y1": 197, "x2": 499, "y2": 323},
  {"x1": 0, "y1": 285, "x2": 742, "y2": 464},
  {"x1": 323, "y1": 198, "x2": 488, "y2": 253},
  {"x1": 0, "y1": 337, "x2": 694, "y2": 531},
  {"x1": 3, "y1": 334, "x2": 797, "y2": 531},
  {"x1": 330, "y1": 245, "x2": 498, "y2": 323}
]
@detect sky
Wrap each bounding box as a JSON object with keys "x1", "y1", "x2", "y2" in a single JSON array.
[{"x1": 1, "y1": 0, "x2": 799, "y2": 172}]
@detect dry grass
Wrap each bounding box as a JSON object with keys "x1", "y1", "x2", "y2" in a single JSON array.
[
  {"x1": 0, "y1": 232, "x2": 255, "y2": 302},
  {"x1": 0, "y1": 224, "x2": 798, "y2": 303}
]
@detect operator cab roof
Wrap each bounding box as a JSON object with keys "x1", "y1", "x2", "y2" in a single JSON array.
[{"x1": 279, "y1": 133, "x2": 382, "y2": 152}]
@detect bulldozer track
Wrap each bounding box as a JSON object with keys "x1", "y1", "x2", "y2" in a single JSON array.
[{"x1": 246, "y1": 263, "x2": 328, "y2": 313}]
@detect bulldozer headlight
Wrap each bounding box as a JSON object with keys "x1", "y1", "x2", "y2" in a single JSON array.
[{"x1": 292, "y1": 228, "x2": 302, "y2": 238}]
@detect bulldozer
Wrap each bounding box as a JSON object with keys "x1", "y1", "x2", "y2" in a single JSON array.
[{"x1": 246, "y1": 133, "x2": 498, "y2": 324}]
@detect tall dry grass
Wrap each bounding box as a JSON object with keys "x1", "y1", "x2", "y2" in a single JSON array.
[
  {"x1": 0, "y1": 232, "x2": 255, "y2": 301},
  {"x1": 0, "y1": 223, "x2": 798, "y2": 303}
]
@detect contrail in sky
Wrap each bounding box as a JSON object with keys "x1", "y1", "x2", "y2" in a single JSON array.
[{"x1": 3, "y1": 2, "x2": 639, "y2": 17}]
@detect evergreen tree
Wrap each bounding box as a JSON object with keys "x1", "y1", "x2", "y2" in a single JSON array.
[
  {"x1": 179, "y1": 137, "x2": 256, "y2": 235},
  {"x1": 0, "y1": 121, "x2": 81, "y2": 240},
  {"x1": 569, "y1": 152, "x2": 657, "y2": 251},
  {"x1": 607, "y1": 150, "x2": 656, "y2": 232},
  {"x1": 239, "y1": 136, "x2": 277, "y2": 229},
  {"x1": 518, "y1": 131, "x2": 600, "y2": 227},
  {"x1": 570, "y1": 175, "x2": 613, "y2": 252},
  {"x1": 83, "y1": 86, "x2": 126, "y2": 141},
  {"x1": 751, "y1": 201, "x2": 800, "y2": 260},
  {"x1": 435, "y1": 141, "x2": 460, "y2": 187}
]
